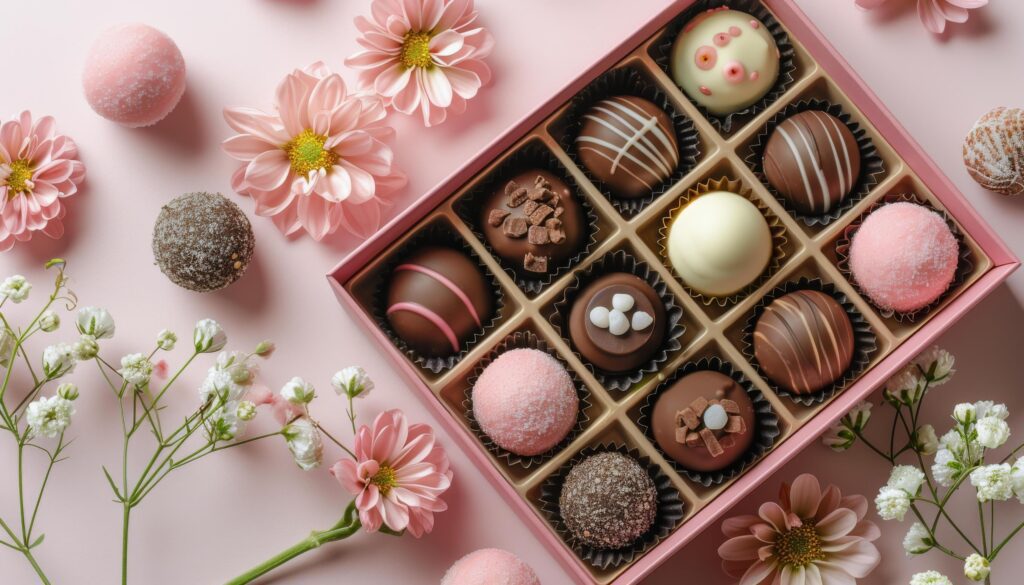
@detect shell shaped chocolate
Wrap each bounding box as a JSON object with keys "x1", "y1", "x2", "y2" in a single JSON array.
[
  {"x1": 963, "y1": 106, "x2": 1024, "y2": 196},
  {"x1": 576, "y1": 96, "x2": 680, "y2": 199},
  {"x1": 559, "y1": 452, "x2": 657, "y2": 550},
  {"x1": 753, "y1": 290, "x2": 854, "y2": 395},
  {"x1": 386, "y1": 247, "x2": 494, "y2": 358},
  {"x1": 764, "y1": 111, "x2": 861, "y2": 215}
]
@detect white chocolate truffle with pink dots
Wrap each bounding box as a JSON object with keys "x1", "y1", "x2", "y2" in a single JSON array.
[
  {"x1": 82, "y1": 23, "x2": 186, "y2": 127},
  {"x1": 441, "y1": 549, "x2": 540, "y2": 585},
  {"x1": 670, "y1": 7, "x2": 780, "y2": 116}
]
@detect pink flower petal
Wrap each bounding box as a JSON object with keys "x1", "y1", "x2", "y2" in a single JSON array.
[
  {"x1": 855, "y1": 0, "x2": 891, "y2": 8},
  {"x1": 444, "y1": 66, "x2": 482, "y2": 100},
  {"x1": 816, "y1": 540, "x2": 880, "y2": 578},
  {"x1": 722, "y1": 515, "x2": 761, "y2": 538},
  {"x1": 374, "y1": 64, "x2": 414, "y2": 98},
  {"x1": 430, "y1": 30, "x2": 465, "y2": 57},
  {"x1": 788, "y1": 474, "x2": 822, "y2": 520},
  {"x1": 719, "y1": 536, "x2": 763, "y2": 561},
  {"x1": 243, "y1": 150, "x2": 291, "y2": 191},
  {"x1": 380, "y1": 492, "x2": 411, "y2": 532},
  {"x1": 276, "y1": 74, "x2": 308, "y2": 136},
  {"x1": 401, "y1": 0, "x2": 424, "y2": 30},
  {"x1": 815, "y1": 508, "x2": 857, "y2": 541},
  {"x1": 781, "y1": 564, "x2": 805, "y2": 585},
  {"x1": 322, "y1": 166, "x2": 353, "y2": 202},
  {"x1": 421, "y1": 67, "x2": 453, "y2": 108},
  {"x1": 339, "y1": 161, "x2": 377, "y2": 204},
  {"x1": 346, "y1": 49, "x2": 399, "y2": 70},
  {"x1": 849, "y1": 519, "x2": 881, "y2": 542},
  {"x1": 740, "y1": 560, "x2": 778, "y2": 585},
  {"x1": 840, "y1": 495, "x2": 868, "y2": 521},
  {"x1": 392, "y1": 77, "x2": 423, "y2": 114},
  {"x1": 436, "y1": 0, "x2": 472, "y2": 31},
  {"x1": 815, "y1": 565, "x2": 856, "y2": 585},
  {"x1": 330, "y1": 459, "x2": 364, "y2": 495},
  {"x1": 918, "y1": 0, "x2": 948, "y2": 33},
  {"x1": 297, "y1": 192, "x2": 336, "y2": 241},
  {"x1": 223, "y1": 107, "x2": 288, "y2": 144},
  {"x1": 946, "y1": 0, "x2": 987, "y2": 8},
  {"x1": 222, "y1": 134, "x2": 276, "y2": 162},
  {"x1": 937, "y1": 1, "x2": 969, "y2": 22},
  {"x1": 308, "y1": 75, "x2": 347, "y2": 128},
  {"x1": 758, "y1": 502, "x2": 789, "y2": 533}
]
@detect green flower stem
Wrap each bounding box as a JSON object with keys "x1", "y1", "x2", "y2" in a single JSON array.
[
  {"x1": 225, "y1": 502, "x2": 361, "y2": 585},
  {"x1": 992, "y1": 518, "x2": 1024, "y2": 559},
  {"x1": 910, "y1": 505, "x2": 963, "y2": 561},
  {"x1": 979, "y1": 501, "x2": 988, "y2": 555}
]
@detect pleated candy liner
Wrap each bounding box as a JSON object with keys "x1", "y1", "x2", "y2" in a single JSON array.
[
  {"x1": 455, "y1": 141, "x2": 600, "y2": 296},
  {"x1": 557, "y1": 65, "x2": 701, "y2": 218},
  {"x1": 658, "y1": 176, "x2": 788, "y2": 307},
  {"x1": 462, "y1": 330, "x2": 593, "y2": 469},
  {"x1": 551, "y1": 249, "x2": 685, "y2": 393},
  {"x1": 745, "y1": 99, "x2": 886, "y2": 227},
  {"x1": 370, "y1": 222, "x2": 506, "y2": 374},
  {"x1": 835, "y1": 193, "x2": 974, "y2": 324},
  {"x1": 636, "y1": 357, "x2": 780, "y2": 487},
  {"x1": 651, "y1": 0, "x2": 797, "y2": 135},
  {"x1": 741, "y1": 277, "x2": 877, "y2": 406},
  {"x1": 538, "y1": 442, "x2": 685, "y2": 570}
]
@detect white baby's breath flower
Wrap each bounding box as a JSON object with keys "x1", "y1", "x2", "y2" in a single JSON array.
[
  {"x1": 193, "y1": 319, "x2": 227, "y2": 354},
  {"x1": 331, "y1": 366, "x2": 374, "y2": 399},
  {"x1": 888, "y1": 465, "x2": 926, "y2": 495},
  {"x1": 932, "y1": 448, "x2": 960, "y2": 488},
  {"x1": 199, "y1": 369, "x2": 243, "y2": 404},
  {"x1": 76, "y1": 306, "x2": 115, "y2": 339},
  {"x1": 118, "y1": 353, "x2": 153, "y2": 387},
  {"x1": 156, "y1": 329, "x2": 177, "y2": 351},
  {"x1": 916, "y1": 346, "x2": 955, "y2": 385},
  {"x1": 72, "y1": 334, "x2": 99, "y2": 361},
  {"x1": 954, "y1": 403, "x2": 977, "y2": 425},
  {"x1": 254, "y1": 340, "x2": 275, "y2": 357},
  {"x1": 281, "y1": 377, "x2": 316, "y2": 404},
  {"x1": 971, "y1": 464, "x2": 1014, "y2": 502},
  {"x1": 975, "y1": 401, "x2": 1009, "y2": 421},
  {"x1": 0, "y1": 275, "x2": 31, "y2": 303},
  {"x1": 42, "y1": 343, "x2": 75, "y2": 379},
  {"x1": 875, "y1": 486, "x2": 911, "y2": 521},
  {"x1": 822, "y1": 422, "x2": 856, "y2": 452},
  {"x1": 215, "y1": 351, "x2": 258, "y2": 385},
  {"x1": 964, "y1": 553, "x2": 990, "y2": 582},
  {"x1": 885, "y1": 367, "x2": 926, "y2": 405},
  {"x1": 206, "y1": 403, "x2": 241, "y2": 442},
  {"x1": 940, "y1": 428, "x2": 966, "y2": 454},
  {"x1": 0, "y1": 328, "x2": 14, "y2": 368},
  {"x1": 915, "y1": 424, "x2": 938, "y2": 456},
  {"x1": 910, "y1": 571, "x2": 952, "y2": 585},
  {"x1": 39, "y1": 310, "x2": 60, "y2": 332},
  {"x1": 26, "y1": 395, "x2": 74, "y2": 438},
  {"x1": 976, "y1": 416, "x2": 1010, "y2": 450},
  {"x1": 903, "y1": 522, "x2": 933, "y2": 555},
  {"x1": 283, "y1": 417, "x2": 322, "y2": 470},
  {"x1": 1011, "y1": 457, "x2": 1024, "y2": 503},
  {"x1": 236, "y1": 400, "x2": 257, "y2": 421},
  {"x1": 841, "y1": 401, "x2": 872, "y2": 432},
  {"x1": 57, "y1": 382, "x2": 79, "y2": 401}
]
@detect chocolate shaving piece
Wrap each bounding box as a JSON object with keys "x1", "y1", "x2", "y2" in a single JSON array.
[
  {"x1": 503, "y1": 216, "x2": 528, "y2": 238},
  {"x1": 708, "y1": 399, "x2": 721, "y2": 407},
  {"x1": 675, "y1": 428, "x2": 688, "y2": 444},
  {"x1": 720, "y1": 399, "x2": 740, "y2": 414},
  {"x1": 487, "y1": 209, "x2": 510, "y2": 227},
  {"x1": 690, "y1": 396, "x2": 709, "y2": 416},
  {"x1": 534, "y1": 175, "x2": 548, "y2": 188},
  {"x1": 544, "y1": 218, "x2": 562, "y2": 230},
  {"x1": 549, "y1": 229, "x2": 566, "y2": 244},
  {"x1": 528, "y1": 225, "x2": 550, "y2": 245},
  {"x1": 719, "y1": 435, "x2": 736, "y2": 449},
  {"x1": 724, "y1": 416, "x2": 746, "y2": 434},
  {"x1": 679, "y1": 408, "x2": 700, "y2": 430},
  {"x1": 685, "y1": 431, "x2": 702, "y2": 448},
  {"x1": 504, "y1": 180, "x2": 519, "y2": 196},
  {"x1": 553, "y1": 207, "x2": 564, "y2": 218},
  {"x1": 528, "y1": 188, "x2": 546, "y2": 201},
  {"x1": 508, "y1": 187, "x2": 529, "y2": 207},
  {"x1": 523, "y1": 253, "x2": 548, "y2": 273},
  {"x1": 523, "y1": 200, "x2": 539, "y2": 216},
  {"x1": 529, "y1": 204, "x2": 553, "y2": 225},
  {"x1": 700, "y1": 429, "x2": 724, "y2": 457}
]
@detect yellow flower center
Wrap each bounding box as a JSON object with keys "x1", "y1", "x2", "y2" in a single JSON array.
[
  {"x1": 284, "y1": 129, "x2": 337, "y2": 178},
  {"x1": 774, "y1": 524, "x2": 825, "y2": 568},
  {"x1": 5, "y1": 160, "x2": 33, "y2": 196},
  {"x1": 400, "y1": 32, "x2": 434, "y2": 69},
  {"x1": 370, "y1": 464, "x2": 398, "y2": 496}
]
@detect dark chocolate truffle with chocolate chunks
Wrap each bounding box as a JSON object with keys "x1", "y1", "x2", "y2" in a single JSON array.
[
  {"x1": 651, "y1": 370, "x2": 755, "y2": 472},
  {"x1": 754, "y1": 290, "x2": 855, "y2": 395},
  {"x1": 152, "y1": 192, "x2": 255, "y2": 292},
  {"x1": 575, "y1": 96, "x2": 680, "y2": 199},
  {"x1": 386, "y1": 247, "x2": 494, "y2": 359},
  {"x1": 568, "y1": 272, "x2": 667, "y2": 374},
  {"x1": 480, "y1": 169, "x2": 586, "y2": 277},
  {"x1": 763, "y1": 110, "x2": 861, "y2": 216},
  {"x1": 559, "y1": 451, "x2": 657, "y2": 550}
]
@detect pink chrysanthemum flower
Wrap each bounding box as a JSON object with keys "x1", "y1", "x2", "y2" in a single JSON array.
[
  {"x1": 719, "y1": 474, "x2": 881, "y2": 585},
  {"x1": 331, "y1": 409, "x2": 452, "y2": 537},
  {"x1": 0, "y1": 112, "x2": 85, "y2": 252},
  {"x1": 855, "y1": 0, "x2": 988, "y2": 34},
  {"x1": 222, "y1": 62, "x2": 407, "y2": 241},
  {"x1": 345, "y1": 0, "x2": 495, "y2": 127}
]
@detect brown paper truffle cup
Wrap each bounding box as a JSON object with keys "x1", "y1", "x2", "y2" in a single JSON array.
[
  {"x1": 463, "y1": 330, "x2": 593, "y2": 469},
  {"x1": 658, "y1": 176, "x2": 788, "y2": 307},
  {"x1": 745, "y1": 99, "x2": 886, "y2": 226},
  {"x1": 741, "y1": 277, "x2": 877, "y2": 406},
  {"x1": 652, "y1": 0, "x2": 797, "y2": 135},
  {"x1": 636, "y1": 357, "x2": 780, "y2": 487},
  {"x1": 835, "y1": 194, "x2": 974, "y2": 324},
  {"x1": 455, "y1": 141, "x2": 600, "y2": 295},
  {"x1": 538, "y1": 443, "x2": 685, "y2": 570},
  {"x1": 559, "y1": 65, "x2": 701, "y2": 218},
  {"x1": 370, "y1": 222, "x2": 505, "y2": 374},
  {"x1": 551, "y1": 249, "x2": 686, "y2": 393}
]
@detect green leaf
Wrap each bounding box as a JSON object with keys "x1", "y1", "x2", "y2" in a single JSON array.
[
  {"x1": 44, "y1": 258, "x2": 66, "y2": 270},
  {"x1": 29, "y1": 534, "x2": 44, "y2": 549},
  {"x1": 102, "y1": 466, "x2": 124, "y2": 502}
]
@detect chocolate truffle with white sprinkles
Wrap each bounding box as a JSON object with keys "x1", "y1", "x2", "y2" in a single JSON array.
[
  {"x1": 559, "y1": 451, "x2": 657, "y2": 550},
  {"x1": 152, "y1": 192, "x2": 255, "y2": 292}
]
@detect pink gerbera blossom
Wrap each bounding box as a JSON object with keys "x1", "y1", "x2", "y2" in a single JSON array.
[
  {"x1": 855, "y1": 0, "x2": 988, "y2": 34},
  {"x1": 345, "y1": 0, "x2": 495, "y2": 127},
  {"x1": 719, "y1": 474, "x2": 881, "y2": 585},
  {"x1": 222, "y1": 62, "x2": 407, "y2": 241},
  {"x1": 331, "y1": 409, "x2": 452, "y2": 537},
  {"x1": 0, "y1": 112, "x2": 85, "y2": 252}
]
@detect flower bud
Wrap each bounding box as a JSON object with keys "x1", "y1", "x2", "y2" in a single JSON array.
[
  {"x1": 57, "y1": 382, "x2": 79, "y2": 401},
  {"x1": 964, "y1": 553, "x2": 990, "y2": 581},
  {"x1": 0, "y1": 275, "x2": 31, "y2": 303},
  {"x1": 821, "y1": 422, "x2": 856, "y2": 452},
  {"x1": 903, "y1": 522, "x2": 933, "y2": 555},
  {"x1": 156, "y1": 329, "x2": 177, "y2": 351},
  {"x1": 0, "y1": 329, "x2": 14, "y2": 369},
  {"x1": 72, "y1": 334, "x2": 99, "y2": 361},
  {"x1": 954, "y1": 403, "x2": 976, "y2": 425},
  {"x1": 236, "y1": 400, "x2": 257, "y2": 421},
  {"x1": 76, "y1": 306, "x2": 115, "y2": 339},
  {"x1": 39, "y1": 310, "x2": 60, "y2": 332},
  {"x1": 193, "y1": 319, "x2": 227, "y2": 354},
  {"x1": 254, "y1": 340, "x2": 276, "y2": 358},
  {"x1": 914, "y1": 424, "x2": 938, "y2": 456},
  {"x1": 281, "y1": 377, "x2": 316, "y2": 404},
  {"x1": 331, "y1": 366, "x2": 374, "y2": 399},
  {"x1": 841, "y1": 401, "x2": 872, "y2": 433},
  {"x1": 42, "y1": 343, "x2": 75, "y2": 379}
]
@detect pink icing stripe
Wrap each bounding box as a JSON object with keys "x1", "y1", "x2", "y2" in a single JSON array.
[
  {"x1": 386, "y1": 302, "x2": 460, "y2": 352},
  {"x1": 395, "y1": 263, "x2": 482, "y2": 326}
]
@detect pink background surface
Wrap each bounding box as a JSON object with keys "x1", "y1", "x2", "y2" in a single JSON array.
[{"x1": 2, "y1": 1, "x2": 1023, "y2": 583}]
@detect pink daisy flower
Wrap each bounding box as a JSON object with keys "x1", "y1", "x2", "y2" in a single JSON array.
[
  {"x1": 0, "y1": 111, "x2": 85, "y2": 252},
  {"x1": 855, "y1": 0, "x2": 988, "y2": 34},
  {"x1": 345, "y1": 0, "x2": 495, "y2": 127},
  {"x1": 222, "y1": 62, "x2": 407, "y2": 241},
  {"x1": 331, "y1": 409, "x2": 452, "y2": 537}
]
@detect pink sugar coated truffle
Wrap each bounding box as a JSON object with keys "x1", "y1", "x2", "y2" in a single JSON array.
[
  {"x1": 441, "y1": 548, "x2": 540, "y2": 585},
  {"x1": 473, "y1": 348, "x2": 578, "y2": 457},
  {"x1": 849, "y1": 201, "x2": 959, "y2": 313},
  {"x1": 82, "y1": 23, "x2": 186, "y2": 127}
]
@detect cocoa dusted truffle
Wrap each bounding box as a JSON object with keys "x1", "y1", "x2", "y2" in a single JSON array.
[
  {"x1": 559, "y1": 451, "x2": 657, "y2": 550},
  {"x1": 152, "y1": 192, "x2": 255, "y2": 292},
  {"x1": 480, "y1": 170, "x2": 586, "y2": 277}
]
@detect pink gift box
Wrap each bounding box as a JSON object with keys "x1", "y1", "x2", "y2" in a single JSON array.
[{"x1": 328, "y1": 1, "x2": 1019, "y2": 583}]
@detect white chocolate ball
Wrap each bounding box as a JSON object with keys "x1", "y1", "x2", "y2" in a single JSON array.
[
  {"x1": 703, "y1": 404, "x2": 729, "y2": 431},
  {"x1": 631, "y1": 311, "x2": 654, "y2": 331},
  {"x1": 589, "y1": 306, "x2": 610, "y2": 328},
  {"x1": 611, "y1": 293, "x2": 635, "y2": 312},
  {"x1": 670, "y1": 8, "x2": 780, "y2": 116},
  {"x1": 667, "y1": 191, "x2": 772, "y2": 297},
  {"x1": 608, "y1": 310, "x2": 630, "y2": 336}
]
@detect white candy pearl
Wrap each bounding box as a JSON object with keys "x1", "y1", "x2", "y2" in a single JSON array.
[
  {"x1": 631, "y1": 311, "x2": 653, "y2": 331},
  {"x1": 589, "y1": 306, "x2": 610, "y2": 328},
  {"x1": 703, "y1": 404, "x2": 728, "y2": 431},
  {"x1": 608, "y1": 310, "x2": 630, "y2": 336},
  {"x1": 612, "y1": 293, "x2": 635, "y2": 312}
]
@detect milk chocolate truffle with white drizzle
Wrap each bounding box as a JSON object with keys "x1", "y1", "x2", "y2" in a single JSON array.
[{"x1": 575, "y1": 96, "x2": 680, "y2": 199}]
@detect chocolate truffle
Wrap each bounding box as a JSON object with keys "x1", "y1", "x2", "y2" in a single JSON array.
[
  {"x1": 963, "y1": 106, "x2": 1024, "y2": 196},
  {"x1": 472, "y1": 348, "x2": 578, "y2": 457},
  {"x1": 754, "y1": 290, "x2": 855, "y2": 395},
  {"x1": 575, "y1": 96, "x2": 680, "y2": 199},
  {"x1": 559, "y1": 452, "x2": 657, "y2": 550},
  {"x1": 386, "y1": 247, "x2": 494, "y2": 358},
  {"x1": 666, "y1": 191, "x2": 772, "y2": 297},
  {"x1": 568, "y1": 273, "x2": 667, "y2": 374},
  {"x1": 651, "y1": 370, "x2": 755, "y2": 472},
  {"x1": 442, "y1": 548, "x2": 540, "y2": 585},
  {"x1": 670, "y1": 8, "x2": 780, "y2": 116},
  {"x1": 152, "y1": 192, "x2": 255, "y2": 292},
  {"x1": 764, "y1": 111, "x2": 861, "y2": 216},
  {"x1": 479, "y1": 170, "x2": 586, "y2": 277}
]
